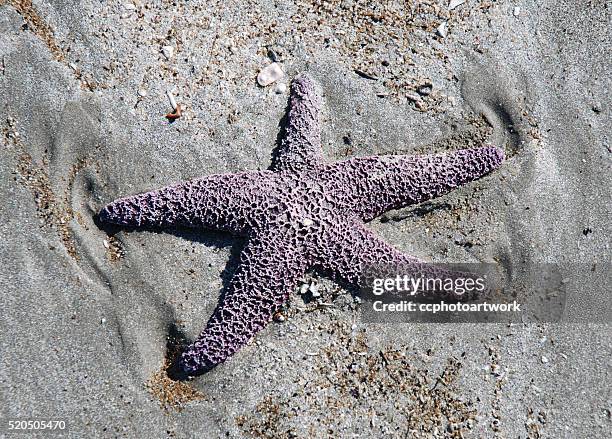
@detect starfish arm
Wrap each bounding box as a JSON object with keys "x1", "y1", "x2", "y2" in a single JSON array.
[
  {"x1": 323, "y1": 146, "x2": 505, "y2": 222},
  {"x1": 271, "y1": 75, "x2": 323, "y2": 172},
  {"x1": 179, "y1": 227, "x2": 308, "y2": 373},
  {"x1": 317, "y1": 220, "x2": 483, "y2": 300},
  {"x1": 98, "y1": 171, "x2": 276, "y2": 235}
]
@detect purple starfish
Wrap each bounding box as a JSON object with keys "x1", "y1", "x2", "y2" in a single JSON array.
[{"x1": 99, "y1": 75, "x2": 504, "y2": 374}]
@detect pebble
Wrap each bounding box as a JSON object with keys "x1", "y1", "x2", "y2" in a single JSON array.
[
  {"x1": 417, "y1": 83, "x2": 433, "y2": 96},
  {"x1": 273, "y1": 82, "x2": 287, "y2": 94},
  {"x1": 257, "y1": 63, "x2": 284, "y2": 87},
  {"x1": 449, "y1": 0, "x2": 465, "y2": 10},
  {"x1": 137, "y1": 88, "x2": 147, "y2": 97},
  {"x1": 308, "y1": 283, "x2": 320, "y2": 298},
  {"x1": 436, "y1": 22, "x2": 448, "y2": 38},
  {"x1": 513, "y1": 6, "x2": 521, "y2": 16},
  {"x1": 161, "y1": 45, "x2": 174, "y2": 60},
  {"x1": 541, "y1": 355, "x2": 549, "y2": 363}
]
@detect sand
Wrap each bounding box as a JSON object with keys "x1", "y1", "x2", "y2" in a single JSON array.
[{"x1": 0, "y1": 0, "x2": 610, "y2": 437}]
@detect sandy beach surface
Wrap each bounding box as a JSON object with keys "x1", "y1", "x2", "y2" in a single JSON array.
[{"x1": 1, "y1": 1, "x2": 610, "y2": 437}]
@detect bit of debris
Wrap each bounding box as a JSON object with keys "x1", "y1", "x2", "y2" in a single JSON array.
[
  {"x1": 273, "y1": 311, "x2": 286, "y2": 322},
  {"x1": 354, "y1": 69, "x2": 378, "y2": 80},
  {"x1": 449, "y1": 0, "x2": 466, "y2": 11},
  {"x1": 406, "y1": 91, "x2": 422, "y2": 103},
  {"x1": 166, "y1": 105, "x2": 182, "y2": 120},
  {"x1": 166, "y1": 90, "x2": 178, "y2": 110},
  {"x1": 273, "y1": 82, "x2": 287, "y2": 94},
  {"x1": 267, "y1": 48, "x2": 281, "y2": 62},
  {"x1": 436, "y1": 21, "x2": 448, "y2": 38},
  {"x1": 104, "y1": 235, "x2": 125, "y2": 261},
  {"x1": 165, "y1": 90, "x2": 181, "y2": 120},
  {"x1": 161, "y1": 45, "x2": 174, "y2": 60},
  {"x1": 417, "y1": 81, "x2": 433, "y2": 96},
  {"x1": 257, "y1": 63, "x2": 284, "y2": 86},
  {"x1": 513, "y1": 6, "x2": 521, "y2": 17},
  {"x1": 541, "y1": 355, "x2": 549, "y2": 364}
]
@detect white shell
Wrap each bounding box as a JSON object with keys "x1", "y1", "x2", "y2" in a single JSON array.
[
  {"x1": 257, "y1": 63, "x2": 284, "y2": 87},
  {"x1": 161, "y1": 46, "x2": 174, "y2": 60},
  {"x1": 436, "y1": 22, "x2": 448, "y2": 38},
  {"x1": 449, "y1": 0, "x2": 465, "y2": 10}
]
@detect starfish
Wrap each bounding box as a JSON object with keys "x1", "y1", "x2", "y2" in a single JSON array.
[{"x1": 99, "y1": 75, "x2": 504, "y2": 374}]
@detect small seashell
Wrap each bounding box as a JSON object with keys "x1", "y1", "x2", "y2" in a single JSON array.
[
  {"x1": 449, "y1": 0, "x2": 465, "y2": 10},
  {"x1": 436, "y1": 22, "x2": 448, "y2": 38},
  {"x1": 300, "y1": 283, "x2": 309, "y2": 295},
  {"x1": 166, "y1": 90, "x2": 178, "y2": 110},
  {"x1": 257, "y1": 63, "x2": 284, "y2": 87},
  {"x1": 161, "y1": 45, "x2": 174, "y2": 60},
  {"x1": 308, "y1": 283, "x2": 320, "y2": 298}
]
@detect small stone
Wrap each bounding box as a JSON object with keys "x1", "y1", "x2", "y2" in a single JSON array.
[
  {"x1": 161, "y1": 46, "x2": 174, "y2": 60},
  {"x1": 449, "y1": 0, "x2": 465, "y2": 10},
  {"x1": 308, "y1": 283, "x2": 320, "y2": 298},
  {"x1": 103, "y1": 239, "x2": 110, "y2": 249},
  {"x1": 101, "y1": 318, "x2": 106, "y2": 324},
  {"x1": 436, "y1": 22, "x2": 448, "y2": 38},
  {"x1": 274, "y1": 83, "x2": 287, "y2": 94},
  {"x1": 273, "y1": 312, "x2": 286, "y2": 322},
  {"x1": 541, "y1": 355, "x2": 549, "y2": 363},
  {"x1": 592, "y1": 103, "x2": 602, "y2": 113},
  {"x1": 513, "y1": 6, "x2": 520, "y2": 16},
  {"x1": 299, "y1": 283, "x2": 310, "y2": 295},
  {"x1": 302, "y1": 217, "x2": 313, "y2": 226},
  {"x1": 137, "y1": 88, "x2": 148, "y2": 97},
  {"x1": 123, "y1": 2, "x2": 136, "y2": 10},
  {"x1": 417, "y1": 83, "x2": 433, "y2": 96},
  {"x1": 257, "y1": 63, "x2": 284, "y2": 87}
]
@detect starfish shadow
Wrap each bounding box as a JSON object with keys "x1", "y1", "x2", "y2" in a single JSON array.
[
  {"x1": 94, "y1": 214, "x2": 248, "y2": 380},
  {"x1": 269, "y1": 91, "x2": 292, "y2": 168}
]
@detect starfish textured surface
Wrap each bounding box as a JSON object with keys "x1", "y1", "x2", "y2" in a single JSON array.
[{"x1": 99, "y1": 75, "x2": 505, "y2": 374}]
